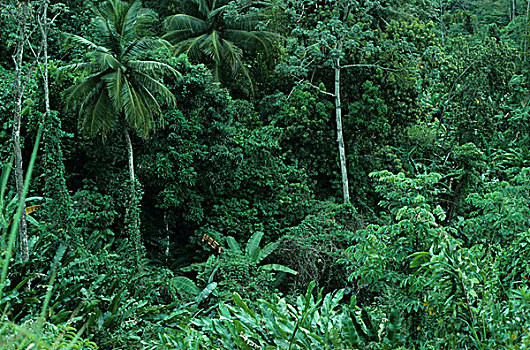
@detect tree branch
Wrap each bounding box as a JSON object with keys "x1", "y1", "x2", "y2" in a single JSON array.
[
  {"x1": 299, "y1": 79, "x2": 335, "y2": 97},
  {"x1": 341, "y1": 63, "x2": 400, "y2": 72}
]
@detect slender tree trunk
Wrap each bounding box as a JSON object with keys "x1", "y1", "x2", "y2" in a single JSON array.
[
  {"x1": 440, "y1": 0, "x2": 444, "y2": 47},
  {"x1": 123, "y1": 128, "x2": 136, "y2": 190},
  {"x1": 334, "y1": 59, "x2": 350, "y2": 204},
  {"x1": 164, "y1": 211, "x2": 169, "y2": 264},
  {"x1": 523, "y1": 0, "x2": 530, "y2": 61},
  {"x1": 13, "y1": 0, "x2": 30, "y2": 262},
  {"x1": 39, "y1": 1, "x2": 75, "y2": 244},
  {"x1": 123, "y1": 126, "x2": 144, "y2": 266},
  {"x1": 445, "y1": 174, "x2": 467, "y2": 225},
  {"x1": 39, "y1": 2, "x2": 50, "y2": 125}
]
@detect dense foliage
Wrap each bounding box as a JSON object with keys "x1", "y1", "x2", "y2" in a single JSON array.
[{"x1": 2, "y1": 0, "x2": 530, "y2": 348}]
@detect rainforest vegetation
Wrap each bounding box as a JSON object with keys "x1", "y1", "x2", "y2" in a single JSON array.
[{"x1": 1, "y1": 0, "x2": 530, "y2": 348}]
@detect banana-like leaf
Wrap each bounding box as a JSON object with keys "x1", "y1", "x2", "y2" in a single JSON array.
[
  {"x1": 361, "y1": 308, "x2": 379, "y2": 342},
  {"x1": 246, "y1": 231, "x2": 263, "y2": 262},
  {"x1": 226, "y1": 236, "x2": 241, "y2": 255},
  {"x1": 342, "y1": 312, "x2": 361, "y2": 344},
  {"x1": 172, "y1": 276, "x2": 200, "y2": 296},
  {"x1": 195, "y1": 282, "x2": 217, "y2": 304},
  {"x1": 257, "y1": 241, "x2": 279, "y2": 264},
  {"x1": 232, "y1": 292, "x2": 256, "y2": 319},
  {"x1": 261, "y1": 264, "x2": 297, "y2": 275}
]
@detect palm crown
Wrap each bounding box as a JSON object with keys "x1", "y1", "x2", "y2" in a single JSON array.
[
  {"x1": 163, "y1": 0, "x2": 278, "y2": 83},
  {"x1": 61, "y1": 0, "x2": 180, "y2": 263},
  {"x1": 63, "y1": 0, "x2": 178, "y2": 138}
]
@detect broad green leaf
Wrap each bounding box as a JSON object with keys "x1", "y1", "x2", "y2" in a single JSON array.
[
  {"x1": 226, "y1": 236, "x2": 242, "y2": 255},
  {"x1": 195, "y1": 282, "x2": 217, "y2": 304},
  {"x1": 172, "y1": 276, "x2": 200, "y2": 296},
  {"x1": 258, "y1": 241, "x2": 279, "y2": 264},
  {"x1": 246, "y1": 231, "x2": 264, "y2": 262},
  {"x1": 232, "y1": 292, "x2": 256, "y2": 319},
  {"x1": 261, "y1": 264, "x2": 297, "y2": 275}
]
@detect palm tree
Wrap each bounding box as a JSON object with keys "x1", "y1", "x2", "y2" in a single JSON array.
[
  {"x1": 163, "y1": 0, "x2": 278, "y2": 86},
  {"x1": 61, "y1": 0, "x2": 178, "y2": 261}
]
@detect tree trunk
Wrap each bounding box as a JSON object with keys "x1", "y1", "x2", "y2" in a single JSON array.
[
  {"x1": 13, "y1": 0, "x2": 30, "y2": 262},
  {"x1": 440, "y1": 0, "x2": 444, "y2": 47},
  {"x1": 123, "y1": 127, "x2": 144, "y2": 266},
  {"x1": 523, "y1": 0, "x2": 530, "y2": 62},
  {"x1": 39, "y1": 1, "x2": 50, "y2": 125},
  {"x1": 124, "y1": 128, "x2": 136, "y2": 191},
  {"x1": 445, "y1": 174, "x2": 468, "y2": 225},
  {"x1": 334, "y1": 59, "x2": 350, "y2": 204},
  {"x1": 40, "y1": 0, "x2": 75, "y2": 244}
]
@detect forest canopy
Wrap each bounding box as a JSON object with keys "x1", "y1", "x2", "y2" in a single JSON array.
[{"x1": 1, "y1": 0, "x2": 530, "y2": 348}]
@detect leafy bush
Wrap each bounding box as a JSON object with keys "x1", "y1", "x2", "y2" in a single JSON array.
[
  {"x1": 0, "y1": 321, "x2": 98, "y2": 350},
  {"x1": 190, "y1": 282, "x2": 406, "y2": 349}
]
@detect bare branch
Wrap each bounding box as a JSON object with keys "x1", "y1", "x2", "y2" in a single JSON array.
[
  {"x1": 437, "y1": 57, "x2": 481, "y2": 124},
  {"x1": 22, "y1": 36, "x2": 44, "y2": 91},
  {"x1": 286, "y1": 79, "x2": 303, "y2": 100},
  {"x1": 300, "y1": 79, "x2": 335, "y2": 97},
  {"x1": 341, "y1": 63, "x2": 400, "y2": 72}
]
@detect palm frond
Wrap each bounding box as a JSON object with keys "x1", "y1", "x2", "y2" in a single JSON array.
[
  {"x1": 207, "y1": 4, "x2": 229, "y2": 20},
  {"x1": 121, "y1": 0, "x2": 143, "y2": 34},
  {"x1": 190, "y1": 0, "x2": 211, "y2": 17},
  {"x1": 164, "y1": 14, "x2": 208, "y2": 34},
  {"x1": 210, "y1": 30, "x2": 222, "y2": 64},
  {"x1": 82, "y1": 88, "x2": 117, "y2": 137},
  {"x1": 92, "y1": 3, "x2": 121, "y2": 54},
  {"x1": 162, "y1": 29, "x2": 195, "y2": 45},
  {"x1": 102, "y1": 69, "x2": 124, "y2": 110},
  {"x1": 174, "y1": 34, "x2": 210, "y2": 59},
  {"x1": 218, "y1": 38, "x2": 244, "y2": 74},
  {"x1": 77, "y1": 80, "x2": 106, "y2": 114},
  {"x1": 226, "y1": 11, "x2": 266, "y2": 30},
  {"x1": 162, "y1": 0, "x2": 278, "y2": 90},
  {"x1": 136, "y1": 7, "x2": 158, "y2": 34},
  {"x1": 56, "y1": 62, "x2": 99, "y2": 80},
  {"x1": 65, "y1": 73, "x2": 107, "y2": 110},
  {"x1": 132, "y1": 82, "x2": 164, "y2": 135},
  {"x1": 223, "y1": 29, "x2": 279, "y2": 54},
  {"x1": 64, "y1": 33, "x2": 111, "y2": 54},
  {"x1": 123, "y1": 38, "x2": 166, "y2": 59},
  {"x1": 121, "y1": 76, "x2": 154, "y2": 134},
  {"x1": 128, "y1": 60, "x2": 181, "y2": 79},
  {"x1": 221, "y1": 38, "x2": 254, "y2": 93},
  {"x1": 93, "y1": 51, "x2": 125, "y2": 71},
  {"x1": 121, "y1": 0, "x2": 157, "y2": 43},
  {"x1": 132, "y1": 71, "x2": 177, "y2": 108}
]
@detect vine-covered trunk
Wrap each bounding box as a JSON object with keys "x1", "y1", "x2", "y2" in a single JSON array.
[
  {"x1": 13, "y1": 0, "x2": 30, "y2": 262},
  {"x1": 40, "y1": 1, "x2": 76, "y2": 244},
  {"x1": 334, "y1": 60, "x2": 350, "y2": 204}
]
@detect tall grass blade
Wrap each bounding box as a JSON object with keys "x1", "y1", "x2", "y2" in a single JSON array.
[{"x1": 0, "y1": 122, "x2": 44, "y2": 300}]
